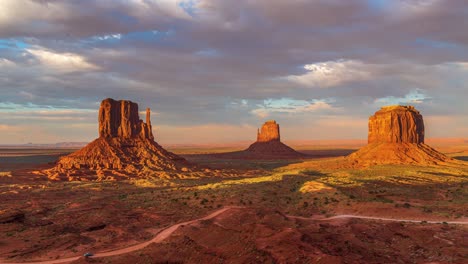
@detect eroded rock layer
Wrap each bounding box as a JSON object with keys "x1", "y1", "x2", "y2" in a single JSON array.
[
  {"x1": 43, "y1": 98, "x2": 190, "y2": 180},
  {"x1": 348, "y1": 105, "x2": 449, "y2": 166}
]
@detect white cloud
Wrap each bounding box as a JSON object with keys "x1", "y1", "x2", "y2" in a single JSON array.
[
  {"x1": 288, "y1": 60, "x2": 373, "y2": 88},
  {"x1": 127, "y1": 0, "x2": 196, "y2": 20},
  {"x1": 27, "y1": 47, "x2": 100, "y2": 72},
  {"x1": 375, "y1": 89, "x2": 431, "y2": 105},
  {"x1": 97, "y1": 34, "x2": 122, "y2": 40},
  {"x1": 391, "y1": 0, "x2": 441, "y2": 16},
  {"x1": 0, "y1": 58, "x2": 15, "y2": 68},
  {"x1": 251, "y1": 98, "x2": 337, "y2": 118}
]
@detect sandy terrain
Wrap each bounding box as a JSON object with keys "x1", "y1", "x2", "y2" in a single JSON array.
[{"x1": 0, "y1": 142, "x2": 467, "y2": 263}]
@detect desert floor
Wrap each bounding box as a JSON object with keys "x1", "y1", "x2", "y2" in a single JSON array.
[{"x1": 0, "y1": 142, "x2": 467, "y2": 264}]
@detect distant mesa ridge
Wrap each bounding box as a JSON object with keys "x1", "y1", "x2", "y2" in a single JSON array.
[
  {"x1": 43, "y1": 98, "x2": 190, "y2": 180},
  {"x1": 348, "y1": 105, "x2": 449, "y2": 166}
]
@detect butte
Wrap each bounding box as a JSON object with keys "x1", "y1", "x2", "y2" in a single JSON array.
[
  {"x1": 225, "y1": 120, "x2": 305, "y2": 159},
  {"x1": 43, "y1": 98, "x2": 191, "y2": 180},
  {"x1": 347, "y1": 105, "x2": 450, "y2": 166},
  {"x1": 246, "y1": 120, "x2": 305, "y2": 158}
]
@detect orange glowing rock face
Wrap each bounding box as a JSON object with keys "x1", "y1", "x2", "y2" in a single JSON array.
[
  {"x1": 368, "y1": 106, "x2": 424, "y2": 144},
  {"x1": 98, "y1": 98, "x2": 154, "y2": 140},
  {"x1": 257, "y1": 120, "x2": 280, "y2": 142},
  {"x1": 348, "y1": 105, "x2": 449, "y2": 166}
]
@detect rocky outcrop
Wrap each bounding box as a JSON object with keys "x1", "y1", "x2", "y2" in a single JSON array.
[
  {"x1": 368, "y1": 106, "x2": 424, "y2": 144},
  {"x1": 257, "y1": 120, "x2": 280, "y2": 142},
  {"x1": 43, "y1": 98, "x2": 190, "y2": 180},
  {"x1": 99, "y1": 98, "x2": 153, "y2": 140},
  {"x1": 348, "y1": 105, "x2": 449, "y2": 166}
]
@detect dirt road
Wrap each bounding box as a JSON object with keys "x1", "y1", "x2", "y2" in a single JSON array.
[
  {"x1": 289, "y1": 214, "x2": 468, "y2": 225},
  {"x1": 1, "y1": 207, "x2": 466, "y2": 264}
]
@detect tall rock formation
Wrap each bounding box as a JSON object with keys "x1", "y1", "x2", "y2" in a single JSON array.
[
  {"x1": 44, "y1": 98, "x2": 190, "y2": 180},
  {"x1": 98, "y1": 98, "x2": 154, "y2": 139},
  {"x1": 244, "y1": 121, "x2": 305, "y2": 159},
  {"x1": 348, "y1": 105, "x2": 449, "y2": 166},
  {"x1": 257, "y1": 120, "x2": 280, "y2": 142},
  {"x1": 368, "y1": 106, "x2": 424, "y2": 144}
]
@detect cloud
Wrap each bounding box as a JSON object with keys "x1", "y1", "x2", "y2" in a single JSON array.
[
  {"x1": 374, "y1": 89, "x2": 431, "y2": 105},
  {"x1": 251, "y1": 98, "x2": 338, "y2": 118},
  {"x1": 0, "y1": 0, "x2": 467, "y2": 143},
  {"x1": 26, "y1": 47, "x2": 100, "y2": 72},
  {"x1": 287, "y1": 60, "x2": 373, "y2": 88},
  {"x1": 0, "y1": 58, "x2": 15, "y2": 68},
  {"x1": 0, "y1": 0, "x2": 196, "y2": 38},
  {"x1": 0, "y1": 124, "x2": 23, "y2": 132}
]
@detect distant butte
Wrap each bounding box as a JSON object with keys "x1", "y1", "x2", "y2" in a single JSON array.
[
  {"x1": 348, "y1": 105, "x2": 450, "y2": 166},
  {"x1": 43, "y1": 98, "x2": 191, "y2": 180},
  {"x1": 244, "y1": 121, "x2": 305, "y2": 159},
  {"x1": 256, "y1": 120, "x2": 280, "y2": 142}
]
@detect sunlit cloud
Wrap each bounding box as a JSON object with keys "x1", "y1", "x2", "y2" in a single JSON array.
[
  {"x1": 0, "y1": 0, "x2": 467, "y2": 143},
  {"x1": 27, "y1": 47, "x2": 100, "y2": 72},
  {"x1": 0, "y1": 124, "x2": 24, "y2": 132},
  {"x1": 287, "y1": 60, "x2": 373, "y2": 88},
  {"x1": 251, "y1": 98, "x2": 338, "y2": 118},
  {"x1": 375, "y1": 89, "x2": 431, "y2": 105}
]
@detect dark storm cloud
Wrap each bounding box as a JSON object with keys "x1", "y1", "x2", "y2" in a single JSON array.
[{"x1": 0, "y1": 0, "x2": 467, "y2": 143}]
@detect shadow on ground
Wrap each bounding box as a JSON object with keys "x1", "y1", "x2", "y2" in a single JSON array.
[{"x1": 453, "y1": 156, "x2": 468, "y2": 161}]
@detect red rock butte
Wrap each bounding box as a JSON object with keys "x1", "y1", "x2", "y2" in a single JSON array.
[
  {"x1": 43, "y1": 98, "x2": 190, "y2": 180},
  {"x1": 348, "y1": 105, "x2": 449, "y2": 166},
  {"x1": 257, "y1": 120, "x2": 280, "y2": 142},
  {"x1": 245, "y1": 120, "x2": 305, "y2": 159}
]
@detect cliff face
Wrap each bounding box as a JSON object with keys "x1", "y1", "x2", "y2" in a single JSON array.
[
  {"x1": 98, "y1": 98, "x2": 153, "y2": 140},
  {"x1": 257, "y1": 121, "x2": 280, "y2": 142},
  {"x1": 368, "y1": 106, "x2": 424, "y2": 144}
]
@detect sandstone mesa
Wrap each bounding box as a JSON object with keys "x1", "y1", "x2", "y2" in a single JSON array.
[{"x1": 348, "y1": 105, "x2": 450, "y2": 166}]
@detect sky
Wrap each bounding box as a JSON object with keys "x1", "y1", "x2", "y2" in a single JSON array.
[{"x1": 0, "y1": 0, "x2": 467, "y2": 144}]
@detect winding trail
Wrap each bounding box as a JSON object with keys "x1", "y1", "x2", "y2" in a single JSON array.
[{"x1": 1, "y1": 207, "x2": 467, "y2": 264}]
